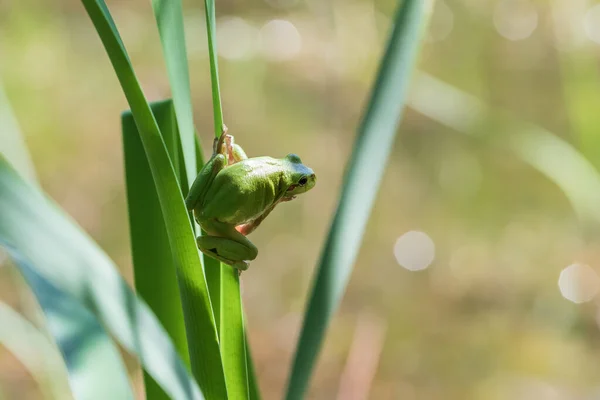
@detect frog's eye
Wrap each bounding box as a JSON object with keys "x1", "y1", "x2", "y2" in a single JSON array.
[{"x1": 298, "y1": 176, "x2": 308, "y2": 186}]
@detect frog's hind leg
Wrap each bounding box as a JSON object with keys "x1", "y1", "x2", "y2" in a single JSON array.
[
  {"x1": 197, "y1": 236, "x2": 250, "y2": 271},
  {"x1": 185, "y1": 153, "x2": 226, "y2": 211},
  {"x1": 197, "y1": 218, "x2": 258, "y2": 271}
]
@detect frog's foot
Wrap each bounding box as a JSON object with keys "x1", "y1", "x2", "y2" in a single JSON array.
[
  {"x1": 200, "y1": 244, "x2": 250, "y2": 274},
  {"x1": 196, "y1": 234, "x2": 256, "y2": 272}
]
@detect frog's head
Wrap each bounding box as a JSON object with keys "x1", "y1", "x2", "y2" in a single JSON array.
[{"x1": 284, "y1": 153, "x2": 316, "y2": 198}]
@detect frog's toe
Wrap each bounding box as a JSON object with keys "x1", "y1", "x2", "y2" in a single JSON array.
[
  {"x1": 231, "y1": 260, "x2": 249, "y2": 271},
  {"x1": 202, "y1": 250, "x2": 250, "y2": 272}
]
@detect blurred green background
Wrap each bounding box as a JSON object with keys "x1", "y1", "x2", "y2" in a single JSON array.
[{"x1": 3, "y1": 0, "x2": 600, "y2": 398}]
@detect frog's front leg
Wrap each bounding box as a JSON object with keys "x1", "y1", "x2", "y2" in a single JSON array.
[
  {"x1": 215, "y1": 134, "x2": 248, "y2": 165},
  {"x1": 197, "y1": 218, "x2": 258, "y2": 271},
  {"x1": 236, "y1": 202, "x2": 279, "y2": 236},
  {"x1": 227, "y1": 136, "x2": 248, "y2": 164}
]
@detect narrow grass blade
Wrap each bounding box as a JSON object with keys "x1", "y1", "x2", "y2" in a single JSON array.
[
  {"x1": 150, "y1": 0, "x2": 197, "y2": 190},
  {"x1": 157, "y1": 99, "x2": 187, "y2": 189},
  {"x1": 203, "y1": 0, "x2": 224, "y2": 138},
  {"x1": 556, "y1": 53, "x2": 600, "y2": 163},
  {"x1": 0, "y1": 156, "x2": 203, "y2": 400},
  {"x1": 201, "y1": 0, "x2": 249, "y2": 397},
  {"x1": 245, "y1": 329, "x2": 261, "y2": 400},
  {"x1": 123, "y1": 100, "x2": 190, "y2": 400},
  {"x1": 550, "y1": 1, "x2": 600, "y2": 166},
  {"x1": 409, "y1": 72, "x2": 600, "y2": 229},
  {"x1": 285, "y1": 1, "x2": 428, "y2": 398},
  {"x1": 510, "y1": 129, "x2": 600, "y2": 226},
  {"x1": 0, "y1": 301, "x2": 72, "y2": 400},
  {"x1": 80, "y1": 0, "x2": 227, "y2": 395}
]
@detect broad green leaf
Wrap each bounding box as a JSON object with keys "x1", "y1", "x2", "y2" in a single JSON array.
[
  {"x1": 201, "y1": 0, "x2": 250, "y2": 397},
  {"x1": 5, "y1": 249, "x2": 134, "y2": 400},
  {"x1": 0, "y1": 301, "x2": 72, "y2": 400},
  {"x1": 123, "y1": 100, "x2": 190, "y2": 400},
  {"x1": 80, "y1": 0, "x2": 227, "y2": 396},
  {"x1": 149, "y1": 0, "x2": 197, "y2": 190},
  {"x1": 220, "y1": 270, "x2": 248, "y2": 399},
  {"x1": 285, "y1": 1, "x2": 429, "y2": 398},
  {"x1": 0, "y1": 156, "x2": 202, "y2": 400},
  {"x1": 0, "y1": 82, "x2": 131, "y2": 400}
]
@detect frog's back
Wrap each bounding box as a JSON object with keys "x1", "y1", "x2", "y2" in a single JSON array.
[{"x1": 200, "y1": 157, "x2": 289, "y2": 224}]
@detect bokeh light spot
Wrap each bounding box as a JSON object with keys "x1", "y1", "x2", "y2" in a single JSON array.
[
  {"x1": 493, "y1": 0, "x2": 538, "y2": 41},
  {"x1": 217, "y1": 17, "x2": 258, "y2": 60},
  {"x1": 264, "y1": 0, "x2": 300, "y2": 9},
  {"x1": 259, "y1": 19, "x2": 302, "y2": 61},
  {"x1": 584, "y1": 5, "x2": 600, "y2": 45},
  {"x1": 558, "y1": 263, "x2": 600, "y2": 303},
  {"x1": 394, "y1": 231, "x2": 435, "y2": 271}
]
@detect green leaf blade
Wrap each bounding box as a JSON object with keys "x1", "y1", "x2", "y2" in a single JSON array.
[
  {"x1": 203, "y1": 0, "x2": 224, "y2": 138},
  {"x1": 0, "y1": 301, "x2": 72, "y2": 400},
  {"x1": 245, "y1": 323, "x2": 261, "y2": 400},
  {"x1": 123, "y1": 100, "x2": 190, "y2": 400},
  {"x1": 194, "y1": 134, "x2": 222, "y2": 332},
  {"x1": 220, "y1": 270, "x2": 248, "y2": 399},
  {"x1": 78, "y1": 0, "x2": 228, "y2": 396},
  {"x1": 409, "y1": 72, "x2": 600, "y2": 230},
  {"x1": 285, "y1": 1, "x2": 429, "y2": 398},
  {"x1": 200, "y1": 0, "x2": 251, "y2": 398},
  {"x1": 9, "y1": 250, "x2": 135, "y2": 400},
  {"x1": 150, "y1": 0, "x2": 197, "y2": 189},
  {"x1": 0, "y1": 156, "x2": 202, "y2": 400}
]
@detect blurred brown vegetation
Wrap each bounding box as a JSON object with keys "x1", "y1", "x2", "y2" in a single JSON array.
[{"x1": 3, "y1": 0, "x2": 600, "y2": 399}]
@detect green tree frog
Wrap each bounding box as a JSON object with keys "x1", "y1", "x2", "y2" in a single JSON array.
[{"x1": 185, "y1": 128, "x2": 316, "y2": 271}]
